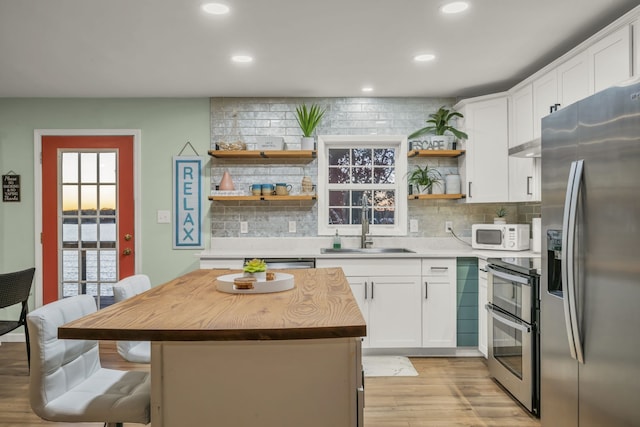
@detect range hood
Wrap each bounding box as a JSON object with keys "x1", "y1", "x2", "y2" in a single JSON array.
[{"x1": 509, "y1": 138, "x2": 541, "y2": 158}]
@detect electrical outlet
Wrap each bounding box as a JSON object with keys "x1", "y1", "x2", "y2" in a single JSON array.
[
  {"x1": 445, "y1": 221, "x2": 453, "y2": 233},
  {"x1": 289, "y1": 221, "x2": 296, "y2": 233},
  {"x1": 240, "y1": 221, "x2": 248, "y2": 234},
  {"x1": 157, "y1": 210, "x2": 171, "y2": 224},
  {"x1": 410, "y1": 219, "x2": 419, "y2": 233}
]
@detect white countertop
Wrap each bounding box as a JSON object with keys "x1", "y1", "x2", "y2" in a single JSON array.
[{"x1": 199, "y1": 237, "x2": 540, "y2": 260}]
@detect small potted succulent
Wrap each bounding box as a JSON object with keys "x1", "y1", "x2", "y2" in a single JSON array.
[
  {"x1": 295, "y1": 103, "x2": 326, "y2": 150},
  {"x1": 494, "y1": 206, "x2": 508, "y2": 224},
  {"x1": 243, "y1": 258, "x2": 267, "y2": 281},
  {"x1": 408, "y1": 165, "x2": 442, "y2": 194},
  {"x1": 409, "y1": 106, "x2": 468, "y2": 150}
]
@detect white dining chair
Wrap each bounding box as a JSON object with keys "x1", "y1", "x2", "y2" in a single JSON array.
[
  {"x1": 112, "y1": 274, "x2": 152, "y2": 363},
  {"x1": 27, "y1": 294, "x2": 150, "y2": 427}
]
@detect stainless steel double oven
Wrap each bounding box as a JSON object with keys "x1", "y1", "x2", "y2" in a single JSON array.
[{"x1": 486, "y1": 257, "x2": 540, "y2": 416}]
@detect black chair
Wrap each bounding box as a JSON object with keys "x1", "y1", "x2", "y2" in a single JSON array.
[{"x1": 0, "y1": 267, "x2": 36, "y2": 367}]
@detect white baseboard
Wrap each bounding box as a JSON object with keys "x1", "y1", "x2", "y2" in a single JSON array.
[{"x1": 362, "y1": 347, "x2": 483, "y2": 357}]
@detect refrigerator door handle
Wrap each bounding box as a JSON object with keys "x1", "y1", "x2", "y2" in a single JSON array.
[{"x1": 562, "y1": 159, "x2": 585, "y2": 363}]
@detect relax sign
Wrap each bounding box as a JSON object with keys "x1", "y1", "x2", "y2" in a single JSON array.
[{"x1": 173, "y1": 156, "x2": 204, "y2": 249}]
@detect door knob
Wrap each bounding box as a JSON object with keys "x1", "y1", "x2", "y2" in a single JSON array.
[
  {"x1": 124, "y1": 233, "x2": 133, "y2": 241},
  {"x1": 122, "y1": 248, "x2": 132, "y2": 256}
]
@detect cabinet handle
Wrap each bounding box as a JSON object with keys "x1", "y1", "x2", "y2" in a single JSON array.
[
  {"x1": 430, "y1": 266, "x2": 448, "y2": 271},
  {"x1": 527, "y1": 176, "x2": 533, "y2": 195},
  {"x1": 550, "y1": 103, "x2": 561, "y2": 113},
  {"x1": 371, "y1": 281, "x2": 374, "y2": 299},
  {"x1": 479, "y1": 268, "x2": 488, "y2": 273},
  {"x1": 468, "y1": 182, "x2": 472, "y2": 198},
  {"x1": 425, "y1": 281, "x2": 428, "y2": 299},
  {"x1": 364, "y1": 282, "x2": 368, "y2": 300}
]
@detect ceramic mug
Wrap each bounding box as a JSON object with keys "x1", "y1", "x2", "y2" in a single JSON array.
[
  {"x1": 250, "y1": 184, "x2": 262, "y2": 196},
  {"x1": 261, "y1": 184, "x2": 275, "y2": 196},
  {"x1": 275, "y1": 183, "x2": 292, "y2": 196}
]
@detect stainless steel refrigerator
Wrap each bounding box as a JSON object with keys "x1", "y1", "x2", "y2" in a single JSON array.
[{"x1": 541, "y1": 77, "x2": 640, "y2": 426}]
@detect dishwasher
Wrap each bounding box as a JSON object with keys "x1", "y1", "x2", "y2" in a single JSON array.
[{"x1": 244, "y1": 258, "x2": 316, "y2": 269}]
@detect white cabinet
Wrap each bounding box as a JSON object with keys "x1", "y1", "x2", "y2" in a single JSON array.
[
  {"x1": 421, "y1": 258, "x2": 457, "y2": 348},
  {"x1": 316, "y1": 258, "x2": 422, "y2": 349},
  {"x1": 456, "y1": 94, "x2": 509, "y2": 203},
  {"x1": 532, "y1": 69, "x2": 559, "y2": 139},
  {"x1": 508, "y1": 84, "x2": 538, "y2": 202},
  {"x1": 478, "y1": 259, "x2": 488, "y2": 358},
  {"x1": 588, "y1": 25, "x2": 632, "y2": 93},
  {"x1": 557, "y1": 51, "x2": 590, "y2": 109}
]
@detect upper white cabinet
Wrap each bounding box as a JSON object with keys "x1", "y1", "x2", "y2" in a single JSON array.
[
  {"x1": 588, "y1": 25, "x2": 632, "y2": 93},
  {"x1": 456, "y1": 94, "x2": 509, "y2": 203},
  {"x1": 509, "y1": 84, "x2": 538, "y2": 202}
]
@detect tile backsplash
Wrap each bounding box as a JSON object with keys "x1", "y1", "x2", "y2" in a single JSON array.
[{"x1": 209, "y1": 97, "x2": 540, "y2": 238}]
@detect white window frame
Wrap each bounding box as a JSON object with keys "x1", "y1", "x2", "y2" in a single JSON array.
[{"x1": 317, "y1": 135, "x2": 407, "y2": 236}]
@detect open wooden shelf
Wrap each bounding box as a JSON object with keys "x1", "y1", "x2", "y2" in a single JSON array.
[
  {"x1": 408, "y1": 194, "x2": 466, "y2": 200},
  {"x1": 208, "y1": 150, "x2": 317, "y2": 159},
  {"x1": 209, "y1": 195, "x2": 317, "y2": 201},
  {"x1": 408, "y1": 149, "x2": 465, "y2": 158}
]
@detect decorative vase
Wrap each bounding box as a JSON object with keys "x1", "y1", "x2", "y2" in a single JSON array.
[
  {"x1": 419, "y1": 185, "x2": 431, "y2": 195},
  {"x1": 428, "y1": 135, "x2": 455, "y2": 150},
  {"x1": 219, "y1": 171, "x2": 235, "y2": 190},
  {"x1": 301, "y1": 176, "x2": 314, "y2": 194},
  {"x1": 431, "y1": 181, "x2": 445, "y2": 195},
  {"x1": 301, "y1": 137, "x2": 315, "y2": 150},
  {"x1": 494, "y1": 218, "x2": 507, "y2": 224}
]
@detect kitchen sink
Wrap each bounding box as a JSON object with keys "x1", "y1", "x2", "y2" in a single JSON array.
[{"x1": 320, "y1": 247, "x2": 415, "y2": 254}]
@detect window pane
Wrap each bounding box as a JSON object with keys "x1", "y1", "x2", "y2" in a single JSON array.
[
  {"x1": 374, "y1": 208, "x2": 395, "y2": 225},
  {"x1": 329, "y1": 208, "x2": 349, "y2": 224},
  {"x1": 63, "y1": 283, "x2": 80, "y2": 298},
  {"x1": 329, "y1": 191, "x2": 350, "y2": 206},
  {"x1": 62, "y1": 185, "x2": 78, "y2": 212},
  {"x1": 62, "y1": 152, "x2": 78, "y2": 183},
  {"x1": 99, "y1": 152, "x2": 116, "y2": 183},
  {"x1": 100, "y1": 184, "x2": 116, "y2": 211},
  {"x1": 62, "y1": 218, "x2": 79, "y2": 247},
  {"x1": 374, "y1": 148, "x2": 395, "y2": 166},
  {"x1": 351, "y1": 167, "x2": 372, "y2": 184},
  {"x1": 85, "y1": 282, "x2": 98, "y2": 297},
  {"x1": 328, "y1": 167, "x2": 350, "y2": 184},
  {"x1": 99, "y1": 250, "x2": 117, "y2": 281},
  {"x1": 62, "y1": 250, "x2": 79, "y2": 281},
  {"x1": 80, "y1": 185, "x2": 98, "y2": 211},
  {"x1": 374, "y1": 167, "x2": 395, "y2": 184},
  {"x1": 99, "y1": 217, "x2": 116, "y2": 247},
  {"x1": 81, "y1": 218, "x2": 98, "y2": 248},
  {"x1": 329, "y1": 149, "x2": 349, "y2": 166},
  {"x1": 351, "y1": 191, "x2": 371, "y2": 207},
  {"x1": 85, "y1": 250, "x2": 98, "y2": 281},
  {"x1": 81, "y1": 153, "x2": 98, "y2": 183},
  {"x1": 374, "y1": 190, "x2": 396, "y2": 208},
  {"x1": 351, "y1": 149, "x2": 372, "y2": 166}
]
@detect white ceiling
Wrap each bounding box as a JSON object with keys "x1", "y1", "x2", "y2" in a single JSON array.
[{"x1": 0, "y1": 0, "x2": 637, "y2": 98}]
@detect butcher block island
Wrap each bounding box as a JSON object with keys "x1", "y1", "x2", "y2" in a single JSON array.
[{"x1": 59, "y1": 268, "x2": 367, "y2": 427}]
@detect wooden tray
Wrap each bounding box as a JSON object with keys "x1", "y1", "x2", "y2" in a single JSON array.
[{"x1": 215, "y1": 272, "x2": 295, "y2": 294}]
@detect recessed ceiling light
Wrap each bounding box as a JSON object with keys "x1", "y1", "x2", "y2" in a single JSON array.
[
  {"x1": 414, "y1": 54, "x2": 436, "y2": 62},
  {"x1": 231, "y1": 55, "x2": 253, "y2": 63},
  {"x1": 362, "y1": 86, "x2": 374, "y2": 92},
  {"x1": 202, "y1": 3, "x2": 230, "y2": 15},
  {"x1": 440, "y1": 1, "x2": 469, "y2": 14}
]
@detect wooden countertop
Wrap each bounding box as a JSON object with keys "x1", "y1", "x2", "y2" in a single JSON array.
[{"x1": 58, "y1": 268, "x2": 366, "y2": 341}]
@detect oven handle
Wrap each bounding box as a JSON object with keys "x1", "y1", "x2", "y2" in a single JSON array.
[
  {"x1": 486, "y1": 265, "x2": 530, "y2": 286},
  {"x1": 485, "y1": 304, "x2": 531, "y2": 333},
  {"x1": 562, "y1": 160, "x2": 584, "y2": 363}
]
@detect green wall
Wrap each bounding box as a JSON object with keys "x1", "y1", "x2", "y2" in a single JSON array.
[{"x1": 0, "y1": 98, "x2": 211, "y2": 305}]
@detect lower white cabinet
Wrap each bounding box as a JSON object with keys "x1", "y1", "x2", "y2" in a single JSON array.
[
  {"x1": 422, "y1": 258, "x2": 457, "y2": 348},
  {"x1": 478, "y1": 259, "x2": 488, "y2": 358}
]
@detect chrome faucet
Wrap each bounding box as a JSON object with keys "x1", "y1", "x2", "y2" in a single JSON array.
[{"x1": 361, "y1": 196, "x2": 373, "y2": 248}]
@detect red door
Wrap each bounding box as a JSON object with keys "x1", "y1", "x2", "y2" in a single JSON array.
[{"x1": 41, "y1": 135, "x2": 134, "y2": 307}]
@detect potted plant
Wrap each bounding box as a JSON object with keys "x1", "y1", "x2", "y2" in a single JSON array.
[
  {"x1": 295, "y1": 103, "x2": 325, "y2": 150},
  {"x1": 408, "y1": 106, "x2": 468, "y2": 150},
  {"x1": 243, "y1": 258, "x2": 267, "y2": 281},
  {"x1": 494, "y1": 206, "x2": 508, "y2": 224},
  {"x1": 408, "y1": 165, "x2": 442, "y2": 194}
]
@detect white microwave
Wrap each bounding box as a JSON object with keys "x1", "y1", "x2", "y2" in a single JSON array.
[{"x1": 471, "y1": 224, "x2": 530, "y2": 251}]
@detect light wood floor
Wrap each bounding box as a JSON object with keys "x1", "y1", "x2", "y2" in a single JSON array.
[{"x1": 0, "y1": 342, "x2": 540, "y2": 427}]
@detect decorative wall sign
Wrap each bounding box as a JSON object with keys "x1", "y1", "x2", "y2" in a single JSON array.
[
  {"x1": 173, "y1": 156, "x2": 204, "y2": 249},
  {"x1": 2, "y1": 172, "x2": 20, "y2": 202}
]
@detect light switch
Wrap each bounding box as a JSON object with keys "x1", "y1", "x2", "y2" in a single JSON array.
[
  {"x1": 410, "y1": 219, "x2": 419, "y2": 232},
  {"x1": 240, "y1": 221, "x2": 248, "y2": 234},
  {"x1": 289, "y1": 221, "x2": 296, "y2": 233},
  {"x1": 157, "y1": 210, "x2": 171, "y2": 224}
]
